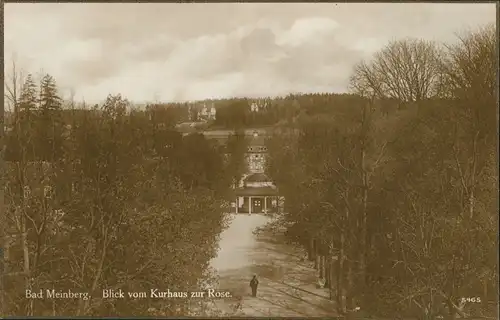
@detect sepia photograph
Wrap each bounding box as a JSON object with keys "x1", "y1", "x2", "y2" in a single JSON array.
[{"x1": 1, "y1": 2, "x2": 498, "y2": 319}]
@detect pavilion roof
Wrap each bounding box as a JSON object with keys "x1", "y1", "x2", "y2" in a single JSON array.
[
  {"x1": 234, "y1": 186, "x2": 279, "y2": 196},
  {"x1": 244, "y1": 173, "x2": 272, "y2": 183}
]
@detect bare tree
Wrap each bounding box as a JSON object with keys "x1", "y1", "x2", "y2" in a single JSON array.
[
  {"x1": 4, "y1": 58, "x2": 25, "y2": 114},
  {"x1": 350, "y1": 39, "x2": 443, "y2": 103},
  {"x1": 438, "y1": 24, "x2": 496, "y2": 102}
]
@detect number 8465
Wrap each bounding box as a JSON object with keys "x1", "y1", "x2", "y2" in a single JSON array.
[{"x1": 461, "y1": 297, "x2": 481, "y2": 303}]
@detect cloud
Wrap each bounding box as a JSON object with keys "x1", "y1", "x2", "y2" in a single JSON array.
[
  {"x1": 4, "y1": 3, "x2": 496, "y2": 104},
  {"x1": 121, "y1": 35, "x2": 178, "y2": 63},
  {"x1": 277, "y1": 17, "x2": 339, "y2": 47}
]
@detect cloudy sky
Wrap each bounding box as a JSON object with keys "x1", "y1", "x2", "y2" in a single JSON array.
[{"x1": 5, "y1": 3, "x2": 495, "y2": 104}]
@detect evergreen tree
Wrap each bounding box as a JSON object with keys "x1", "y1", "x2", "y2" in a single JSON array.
[
  {"x1": 38, "y1": 74, "x2": 62, "y2": 113},
  {"x1": 36, "y1": 74, "x2": 64, "y2": 161},
  {"x1": 7, "y1": 74, "x2": 39, "y2": 161},
  {"x1": 19, "y1": 74, "x2": 38, "y2": 115}
]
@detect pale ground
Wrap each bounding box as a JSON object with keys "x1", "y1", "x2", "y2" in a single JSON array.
[
  {"x1": 210, "y1": 213, "x2": 270, "y2": 272},
  {"x1": 207, "y1": 213, "x2": 338, "y2": 317}
]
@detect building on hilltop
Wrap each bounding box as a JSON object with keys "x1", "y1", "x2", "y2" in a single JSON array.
[
  {"x1": 189, "y1": 102, "x2": 217, "y2": 122},
  {"x1": 249, "y1": 99, "x2": 268, "y2": 113},
  {"x1": 199, "y1": 104, "x2": 209, "y2": 119}
]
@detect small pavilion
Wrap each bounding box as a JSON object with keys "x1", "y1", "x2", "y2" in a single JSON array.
[{"x1": 234, "y1": 173, "x2": 280, "y2": 214}]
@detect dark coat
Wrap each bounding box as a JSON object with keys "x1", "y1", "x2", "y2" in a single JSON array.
[{"x1": 250, "y1": 277, "x2": 259, "y2": 288}]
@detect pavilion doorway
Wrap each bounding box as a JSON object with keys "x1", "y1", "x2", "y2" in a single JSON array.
[{"x1": 252, "y1": 197, "x2": 264, "y2": 213}]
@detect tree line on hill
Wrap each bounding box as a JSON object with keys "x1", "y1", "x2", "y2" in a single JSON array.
[
  {"x1": 267, "y1": 24, "x2": 497, "y2": 319},
  {"x1": 2, "y1": 71, "x2": 249, "y2": 316},
  {"x1": 210, "y1": 94, "x2": 368, "y2": 129},
  {"x1": 138, "y1": 93, "x2": 367, "y2": 130}
]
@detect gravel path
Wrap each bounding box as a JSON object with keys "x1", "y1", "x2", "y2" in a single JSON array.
[{"x1": 209, "y1": 213, "x2": 338, "y2": 317}]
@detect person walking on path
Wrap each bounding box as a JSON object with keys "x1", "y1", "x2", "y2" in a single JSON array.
[{"x1": 250, "y1": 274, "x2": 259, "y2": 297}]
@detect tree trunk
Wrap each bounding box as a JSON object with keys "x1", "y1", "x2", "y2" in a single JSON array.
[
  {"x1": 325, "y1": 257, "x2": 330, "y2": 287},
  {"x1": 77, "y1": 233, "x2": 108, "y2": 316},
  {"x1": 319, "y1": 255, "x2": 325, "y2": 278},
  {"x1": 326, "y1": 234, "x2": 335, "y2": 299},
  {"x1": 21, "y1": 214, "x2": 33, "y2": 316},
  {"x1": 468, "y1": 131, "x2": 479, "y2": 220},
  {"x1": 313, "y1": 237, "x2": 318, "y2": 257},
  {"x1": 346, "y1": 259, "x2": 355, "y2": 312},
  {"x1": 308, "y1": 238, "x2": 315, "y2": 261},
  {"x1": 324, "y1": 256, "x2": 328, "y2": 278},
  {"x1": 358, "y1": 180, "x2": 368, "y2": 309},
  {"x1": 482, "y1": 278, "x2": 488, "y2": 309},
  {"x1": 329, "y1": 258, "x2": 335, "y2": 300},
  {"x1": 468, "y1": 190, "x2": 475, "y2": 219},
  {"x1": 359, "y1": 103, "x2": 369, "y2": 300},
  {"x1": 4, "y1": 236, "x2": 11, "y2": 274},
  {"x1": 337, "y1": 231, "x2": 346, "y2": 314}
]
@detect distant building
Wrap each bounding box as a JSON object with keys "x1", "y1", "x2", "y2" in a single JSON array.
[
  {"x1": 210, "y1": 105, "x2": 216, "y2": 119},
  {"x1": 200, "y1": 104, "x2": 209, "y2": 119},
  {"x1": 188, "y1": 105, "x2": 195, "y2": 121},
  {"x1": 197, "y1": 128, "x2": 269, "y2": 148},
  {"x1": 234, "y1": 173, "x2": 280, "y2": 214},
  {"x1": 231, "y1": 128, "x2": 284, "y2": 214},
  {"x1": 247, "y1": 146, "x2": 266, "y2": 173},
  {"x1": 195, "y1": 128, "x2": 271, "y2": 175},
  {"x1": 245, "y1": 130, "x2": 267, "y2": 173},
  {"x1": 250, "y1": 102, "x2": 259, "y2": 112},
  {"x1": 193, "y1": 102, "x2": 216, "y2": 121},
  {"x1": 250, "y1": 100, "x2": 268, "y2": 113}
]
